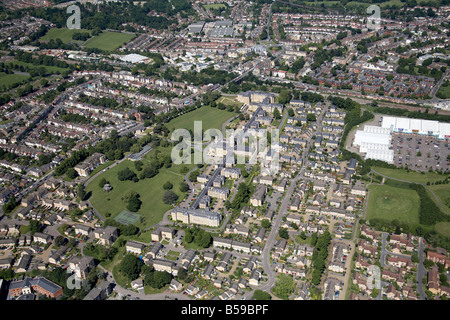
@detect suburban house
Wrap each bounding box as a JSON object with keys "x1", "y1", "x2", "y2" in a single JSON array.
[
  {"x1": 151, "y1": 227, "x2": 175, "y2": 242},
  {"x1": 126, "y1": 241, "x2": 145, "y2": 255},
  {"x1": 93, "y1": 226, "x2": 119, "y2": 246},
  {"x1": 68, "y1": 255, "x2": 96, "y2": 280},
  {"x1": 250, "y1": 184, "x2": 266, "y2": 207}
]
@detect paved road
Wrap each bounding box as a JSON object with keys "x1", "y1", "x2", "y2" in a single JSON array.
[
  {"x1": 241, "y1": 101, "x2": 328, "y2": 300},
  {"x1": 416, "y1": 237, "x2": 427, "y2": 300}
]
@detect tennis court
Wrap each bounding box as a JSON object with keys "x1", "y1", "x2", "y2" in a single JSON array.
[{"x1": 115, "y1": 210, "x2": 140, "y2": 225}]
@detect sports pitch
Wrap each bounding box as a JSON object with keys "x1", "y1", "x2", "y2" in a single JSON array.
[
  {"x1": 366, "y1": 184, "x2": 420, "y2": 225},
  {"x1": 115, "y1": 210, "x2": 140, "y2": 225},
  {"x1": 83, "y1": 31, "x2": 135, "y2": 51}
]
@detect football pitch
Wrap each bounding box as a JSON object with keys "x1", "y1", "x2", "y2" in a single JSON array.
[
  {"x1": 83, "y1": 31, "x2": 136, "y2": 51},
  {"x1": 366, "y1": 184, "x2": 420, "y2": 225}
]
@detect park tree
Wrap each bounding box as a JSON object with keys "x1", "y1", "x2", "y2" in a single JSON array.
[
  {"x1": 179, "y1": 181, "x2": 189, "y2": 193},
  {"x1": 163, "y1": 190, "x2": 179, "y2": 204},
  {"x1": 77, "y1": 183, "x2": 86, "y2": 202}
]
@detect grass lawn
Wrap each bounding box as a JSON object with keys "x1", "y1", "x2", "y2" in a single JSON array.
[
  {"x1": 371, "y1": 167, "x2": 449, "y2": 184},
  {"x1": 40, "y1": 28, "x2": 91, "y2": 43},
  {"x1": 19, "y1": 225, "x2": 30, "y2": 235},
  {"x1": 427, "y1": 184, "x2": 450, "y2": 215},
  {"x1": 166, "y1": 105, "x2": 237, "y2": 134},
  {"x1": 0, "y1": 72, "x2": 30, "y2": 87},
  {"x1": 6, "y1": 60, "x2": 69, "y2": 76},
  {"x1": 84, "y1": 31, "x2": 135, "y2": 51},
  {"x1": 366, "y1": 184, "x2": 420, "y2": 225},
  {"x1": 100, "y1": 246, "x2": 130, "y2": 288},
  {"x1": 144, "y1": 284, "x2": 170, "y2": 294},
  {"x1": 435, "y1": 221, "x2": 450, "y2": 237},
  {"x1": 436, "y1": 82, "x2": 450, "y2": 99},
  {"x1": 217, "y1": 96, "x2": 242, "y2": 108},
  {"x1": 85, "y1": 146, "x2": 196, "y2": 228},
  {"x1": 203, "y1": 3, "x2": 227, "y2": 9},
  {"x1": 165, "y1": 250, "x2": 181, "y2": 261}
]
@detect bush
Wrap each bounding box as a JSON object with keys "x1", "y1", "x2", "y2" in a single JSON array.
[
  {"x1": 163, "y1": 181, "x2": 173, "y2": 190},
  {"x1": 179, "y1": 181, "x2": 189, "y2": 192},
  {"x1": 253, "y1": 290, "x2": 271, "y2": 300}
]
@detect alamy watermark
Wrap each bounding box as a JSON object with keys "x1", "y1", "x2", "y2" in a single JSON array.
[
  {"x1": 366, "y1": 5, "x2": 381, "y2": 31},
  {"x1": 66, "y1": 5, "x2": 81, "y2": 30},
  {"x1": 66, "y1": 269, "x2": 82, "y2": 290},
  {"x1": 367, "y1": 265, "x2": 382, "y2": 291}
]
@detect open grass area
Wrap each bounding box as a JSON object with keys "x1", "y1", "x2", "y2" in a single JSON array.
[
  {"x1": 7, "y1": 60, "x2": 69, "y2": 74},
  {"x1": 0, "y1": 72, "x2": 30, "y2": 87},
  {"x1": 203, "y1": 3, "x2": 227, "y2": 10},
  {"x1": 436, "y1": 82, "x2": 450, "y2": 99},
  {"x1": 165, "y1": 105, "x2": 237, "y2": 134},
  {"x1": 84, "y1": 31, "x2": 135, "y2": 51},
  {"x1": 100, "y1": 246, "x2": 130, "y2": 288},
  {"x1": 371, "y1": 167, "x2": 449, "y2": 184},
  {"x1": 427, "y1": 184, "x2": 450, "y2": 214},
  {"x1": 165, "y1": 250, "x2": 181, "y2": 261},
  {"x1": 366, "y1": 184, "x2": 420, "y2": 225},
  {"x1": 85, "y1": 146, "x2": 196, "y2": 228},
  {"x1": 435, "y1": 221, "x2": 450, "y2": 238},
  {"x1": 40, "y1": 28, "x2": 91, "y2": 43},
  {"x1": 217, "y1": 96, "x2": 242, "y2": 108}
]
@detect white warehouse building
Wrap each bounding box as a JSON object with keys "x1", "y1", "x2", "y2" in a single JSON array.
[
  {"x1": 381, "y1": 116, "x2": 450, "y2": 140},
  {"x1": 353, "y1": 125, "x2": 394, "y2": 164}
]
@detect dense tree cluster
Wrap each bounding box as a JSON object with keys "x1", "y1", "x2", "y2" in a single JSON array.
[
  {"x1": 225, "y1": 183, "x2": 251, "y2": 212},
  {"x1": 119, "y1": 254, "x2": 143, "y2": 281},
  {"x1": 31, "y1": 1, "x2": 191, "y2": 30},
  {"x1": 117, "y1": 167, "x2": 139, "y2": 182},
  {"x1": 54, "y1": 149, "x2": 89, "y2": 177},
  {"x1": 311, "y1": 231, "x2": 332, "y2": 285},
  {"x1": 103, "y1": 218, "x2": 139, "y2": 236},
  {"x1": 123, "y1": 191, "x2": 142, "y2": 212},
  {"x1": 410, "y1": 184, "x2": 449, "y2": 226},
  {"x1": 83, "y1": 242, "x2": 118, "y2": 261},
  {"x1": 184, "y1": 227, "x2": 212, "y2": 248}
]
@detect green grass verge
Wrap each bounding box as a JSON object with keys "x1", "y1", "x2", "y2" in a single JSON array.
[
  {"x1": 83, "y1": 31, "x2": 135, "y2": 51},
  {"x1": 372, "y1": 166, "x2": 449, "y2": 184},
  {"x1": 427, "y1": 184, "x2": 450, "y2": 214},
  {"x1": 40, "y1": 28, "x2": 92, "y2": 43},
  {"x1": 435, "y1": 221, "x2": 450, "y2": 237},
  {"x1": 0, "y1": 72, "x2": 30, "y2": 87}
]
